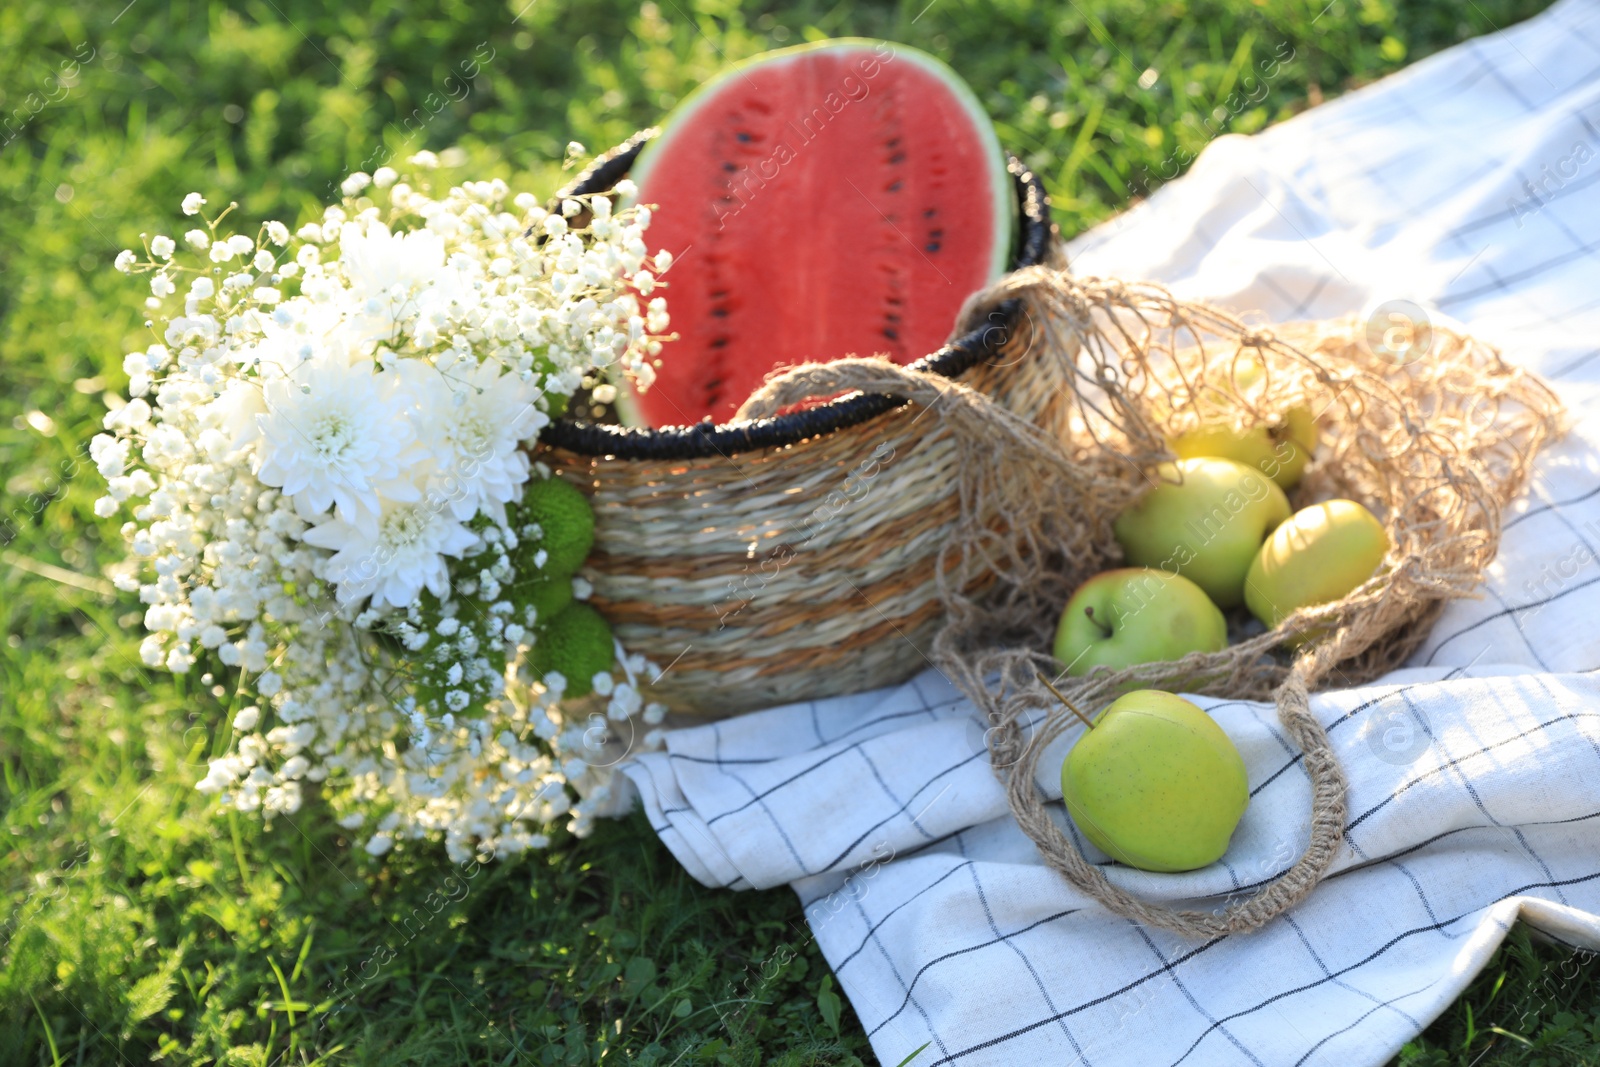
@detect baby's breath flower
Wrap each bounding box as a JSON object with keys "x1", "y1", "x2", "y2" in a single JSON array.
[
  {"x1": 114, "y1": 249, "x2": 136, "y2": 272},
  {"x1": 101, "y1": 149, "x2": 670, "y2": 857}
]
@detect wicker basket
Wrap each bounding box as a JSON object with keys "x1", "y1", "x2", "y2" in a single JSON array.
[{"x1": 534, "y1": 132, "x2": 1060, "y2": 716}]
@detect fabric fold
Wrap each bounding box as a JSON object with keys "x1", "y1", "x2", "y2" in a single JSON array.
[{"x1": 624, "y1": 1, "x2": 1600, "y2": 1063}]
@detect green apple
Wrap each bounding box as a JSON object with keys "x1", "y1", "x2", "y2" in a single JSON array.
[
  {"x1": 1113, "y1": 457, "x2": 1292, "y2": 609},
  {"x1": 1053, "y1": 568, "x2": 1227, "y2": 677},
  {"x1": 1059, "y1": 688, "x2": 1249, "y2": 872},
  {"x1": 1169, "y1": 404, "x2": 1317, "y2": 490},
  {"x1": 1244, "y1": 498, "x2": 1389, "y2": 633},
  {"x1": 1165, "y1": 360, "x2": 1319, "y2": 490}
]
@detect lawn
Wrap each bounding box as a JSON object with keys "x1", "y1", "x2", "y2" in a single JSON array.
[{"x1": 2, "y1": 0, "x2": 1596, "y2": 1064}]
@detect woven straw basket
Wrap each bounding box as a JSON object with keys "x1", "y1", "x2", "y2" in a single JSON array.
[{"x1": 534, "y1": 132, "x2": 1060, "y2": 716}]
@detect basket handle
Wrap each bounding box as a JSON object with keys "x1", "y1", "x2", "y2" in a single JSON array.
[{"x1": 736, "y1": 357, "x2": 988, "y2": 422}]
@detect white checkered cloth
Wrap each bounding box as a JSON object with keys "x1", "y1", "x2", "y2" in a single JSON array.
[{"x1": 622, "y1": 2, "x2": 1600, "y2": 1063}]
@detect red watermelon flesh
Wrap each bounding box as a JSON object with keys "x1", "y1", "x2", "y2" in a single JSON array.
[{"x1": 627, "y1": 39, "x2": 1013, "y2": 428}]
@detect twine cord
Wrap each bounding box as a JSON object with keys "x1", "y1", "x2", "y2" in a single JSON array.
[{"x1": 738, "y1": 264, "x2": 1563, "y2": 937}]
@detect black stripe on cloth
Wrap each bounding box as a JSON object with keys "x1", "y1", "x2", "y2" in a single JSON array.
[
  {"x1": 829, "y1": 859, "x2": 977, "y2": 972},
  {"x1": 1195, "y1": 800, "x2": 1600, "y2": 902},
  {"x1": 1159, "y1": 869, "x2": 1600, "y2": 1067},
  {"x1": 852, "y1": 891, "x2": 954, "y2": 1060},
  {"x1": 668, "y1": 695, "x2": 960, "y2": 767},
  {"x1": 1282, "y1": 913, "x2": 1425, "y2": 1030},
  {"x1": 858, "y1": 744, "x2": 939, "y2": 841},
  {"x1": 1503, "y1": 475, "x2": 1600, "y2": 531},
  {"x1": 1313, "y1": 58, "x2": 1599, "y2": 195},
  {"x1": 1333, "y1": 806, "x2": 1600, "y2": 878},
  {"x1": 1438, "y1": 234, "x2": 1600, "y2": 309},
  {"x1": 1425, "y1": 573, "x2": 1600, "y2": 664},
  {"x1": 1289, "y1": 975, "x2": 1446, "y2": 1067},
  {"x1": 919, "y1": 936, "x2": 1229, "y2": 1066},
  {"x1": 962, "y1": 844, "x2": 1094, "y2": 1063},
  {"x1": 1398, "y1": 688, "x2": 1571, "y2": 906},
  {"x1": 702, "y1": 735, "x2": 889, "y2": 825},
  {"x1": 712, "y1": 721, "x2": 813, "y2": 876},
  {"x1": 1345, "y1": 709, "x2": 1600, "y2": 834},
  {"x1": 1246, "y1": 684, "x2": 1425, "y2": 798},
  {"x1": 1553, "y1": 347, "x2": 1600, "y2": 379},
  {"x1": 702, "y1": 700, "x2": 971, "y2": 826},
  {"x1": 865, "y1": 904, "x2": 1085, "y2": 1039},
  {"x1": 1134, "y1": 923, "x2": 1267, "y2": 1067},
  {"x1": 817, "y1": 749, "x2": 989, "y2": 873}
]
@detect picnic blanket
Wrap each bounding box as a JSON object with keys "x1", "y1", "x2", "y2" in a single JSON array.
[{"x1": 621, "y1": 1, "x2": 1600, "y2": 1063}]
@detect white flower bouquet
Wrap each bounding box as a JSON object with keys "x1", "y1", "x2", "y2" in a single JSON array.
[{"x1": 96, "y1": 151, "x2": 673, "y2": 860}]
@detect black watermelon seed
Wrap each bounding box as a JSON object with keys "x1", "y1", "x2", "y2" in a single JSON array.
[
  {"x1": 736, "y1": 131, "x2": 753, "y2": 142},
  {"x1": 925, "y1": 242, "x2": 941, "y2": 252}
]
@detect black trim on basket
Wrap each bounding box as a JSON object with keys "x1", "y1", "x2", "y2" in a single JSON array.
[{"x1": 543, "y1": 132, "x2": 1056, "y2": 461}]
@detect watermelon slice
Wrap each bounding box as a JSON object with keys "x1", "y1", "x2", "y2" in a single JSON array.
[{"x1": 626, "y1": 38, "x2": 1013, "y2": 428}]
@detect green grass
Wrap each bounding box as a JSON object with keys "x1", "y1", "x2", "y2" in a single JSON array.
[{"x1": 1, "y1": 0, "x2": 1593, "y2": 1063}]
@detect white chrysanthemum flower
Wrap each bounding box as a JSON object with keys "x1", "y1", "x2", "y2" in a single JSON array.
[
  {"x1": 339, "y1": 218, "x2": 446, "y2": 300},
  {"x1": 303, "y1": 498, "x2": 478, "y2": 609},
  {"x1": 255, "y1": 354, "x2": 421, "y2": 527},
  {"x1": 412, "y1": 360, "x2": 547, "y2": 521}
]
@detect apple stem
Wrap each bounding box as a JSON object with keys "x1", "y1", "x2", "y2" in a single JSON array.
[
  {"x1": 1084, "y1": 605, "x2": 1113, "y2": 637},
  {"x1": 1035, "y1": 672, "x2": 1097, "y2": 730}
]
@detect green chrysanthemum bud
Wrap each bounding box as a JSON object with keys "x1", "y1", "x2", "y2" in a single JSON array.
[
  {"x1": 519, "y1": 574, "x2": 574, "y2": 626},
  {"x1": 515, "y1": 476, "x2": 595, "y2": 578},
  {"x1": 531, "y1": 603, "x2": 614, "y2": 699}
]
